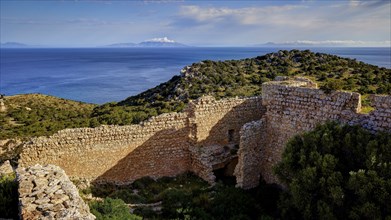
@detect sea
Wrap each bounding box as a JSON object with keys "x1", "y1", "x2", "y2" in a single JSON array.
[{"x1": 1, "y1": 47, "x2": 390, "y2": 104}]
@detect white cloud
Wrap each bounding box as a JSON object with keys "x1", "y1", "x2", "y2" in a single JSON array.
[
  {"x1": 145, "y1": 37, "x2": 175, "y2": 42},
  {"x1": 179, "y1": 5, "x2": 310, "y2": 27},
  {"x1": 175, "y1": 2, "x2": 390, "y2": 45}
]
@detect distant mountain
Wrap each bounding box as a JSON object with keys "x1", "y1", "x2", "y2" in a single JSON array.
[
  {"x1": 105, "y1": 37, "x2": 189, "y2": 48},
  {"x1": 138, "y1": 37, "x2": 188, "y2": 47},
  {"x1": 0, "y1": 42, "x2": 29, "y2": 48}
]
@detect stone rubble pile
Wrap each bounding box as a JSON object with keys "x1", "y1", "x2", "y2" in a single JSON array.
[{"x1": 17, "y1": 164, "x2": 95, "y2": 220}]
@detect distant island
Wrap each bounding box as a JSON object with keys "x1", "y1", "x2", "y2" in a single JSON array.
[
  {"x1": 0, "y1": 42, "x2": 29, "y2": 48},
  {"x1": 0, "y1": 37, "x2": 189, "y2": 48},
  {"x1": 258, "y1": 40, "x2": 391, "y2": 47},
  {"x1": 105, "y1": 37, "x2": 189, "y2": 48}
]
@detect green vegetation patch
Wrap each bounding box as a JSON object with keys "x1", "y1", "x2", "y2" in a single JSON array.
[
  {"x1": 89, "y1": 198, "x2": 142, "y2": 220},
  {"x1": 0, "y1": 94, "x2": 96, "y2": 139},
  {"x1": 88, "y1": 172, "x2": 281, "y2": 219},
  {"x1": 274, "y1": 121, "x2": 391, "y2": 219},
  {"x1": 0, "y1": 172, "x2": 19, "y2": 219}
]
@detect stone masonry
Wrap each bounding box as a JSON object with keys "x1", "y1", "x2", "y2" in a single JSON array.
[
  {"x1": 188, "y1": 96, "x2": 264, "y2": 183},
  {"x1": 234, "y1": 119, "x2": 265, "y2": 189},
  {"x1": 17, "y1": 164, "x2": 95, "y2": 220},
  {"x1": 234, "y1": 78, "x2": 391, "y2": 188},
  {"x1": 17, "y1": 96, "x2": 264, "y2": 185},
  {"x1": 7, "y1": 77, "x2": 391, "y2": 193}
]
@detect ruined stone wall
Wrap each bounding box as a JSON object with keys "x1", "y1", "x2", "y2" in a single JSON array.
[
  {"x1": 188, "y1": 96, "x2": 265, "y2": 183},
  {"x1": 188, "y1": 96, "x2": 264, "y2": 147},
  {"x1": 19, "y1": 112, "x2": 191, "y2": 184},
  {"x1": 234, "y1": 119, "x2": 266, "y2": 189},
  {"x1": 17, "y1": 164, "x2": 95, "y2": 219},
  {"x1": 360, "y1": 95, "x2": 391, "y2": 132},
  {"x1": 258, "y1": 80, "x2": 391, "y2": 184},
  {"x1": 18, "y1": 96, "x2": 265, "y2": 185}
]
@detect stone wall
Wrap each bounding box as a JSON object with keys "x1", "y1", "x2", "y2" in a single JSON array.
[
  {"x1": 16, "y1": 78, "x2": 389, "y2": 189},
  {"x1": 19, "y1": 112, "x2": 191, "y2": 185},
  {"x1": 187, "y1": 96, "x2": 264, "y2": 183},
  {"x1": 18, "y1": 96, "x2": 264, "y2": 185},
  {"x1": 234, "y1": 119, "x2": 266, "y2": 189},
  {"x1": 238, "y1": 79, "x2": 391, "y2": 186},
  {"x1": 17, "y1": 164, "x2": 95, "y2": 219},
  {"x1": 188, "y1": 96, "x2": 264, "y2": 147}
]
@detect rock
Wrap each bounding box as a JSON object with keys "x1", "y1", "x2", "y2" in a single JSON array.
[
  {"x1": 0, "y1": 160, "x2": 13, "y2": 176},
  {"x1": 17, "y1": 164, "x2": 95, "y2": 220}
]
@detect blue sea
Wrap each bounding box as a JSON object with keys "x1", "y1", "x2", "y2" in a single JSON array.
[{"x1": 1, "y1": 47, "x2": 390, "y2": 104}]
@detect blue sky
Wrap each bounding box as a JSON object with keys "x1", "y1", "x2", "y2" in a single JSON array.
[{"x1": 1, "y1": 0, "x2": 390, "y2": 47}]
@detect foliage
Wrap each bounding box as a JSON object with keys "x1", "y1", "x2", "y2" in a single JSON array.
[
  {"x1": 89, "y1": 198, "x2": 142, "y2": 220},
  {"x1": 0, "y1": 94, "x2": 95, "y2": 139},
  {"x1": 0, "y1": 172, "x2": 18, "y2": 219},
  {"x1": 90, "y1": 172, "x2": 281, "y2": 219},
  {"x1": 274, "y1": 122, "x2": 391, "y2": 220}
]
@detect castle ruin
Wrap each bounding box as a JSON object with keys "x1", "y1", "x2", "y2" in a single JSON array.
[{"x1": 16, "y1": 77, "x2": 391, "y2": 189}]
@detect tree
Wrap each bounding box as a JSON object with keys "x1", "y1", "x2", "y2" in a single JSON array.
[{"x1": 274, "y1": 122, "x2": 391, "y2": 220}]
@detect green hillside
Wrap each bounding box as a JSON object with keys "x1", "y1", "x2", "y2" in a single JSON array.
[
  {"x1": 92, "y1": 49, "x2": 391, "y2": 124},
  {"x1": 1, "y1": 50, "x2": 390, "y2": 139},
  {"x1": 0, "y1": 94, "x2": 96, "y2": 139}
]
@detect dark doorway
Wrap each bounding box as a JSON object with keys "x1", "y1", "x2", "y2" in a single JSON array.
[
  {"x1": 213, "y1": 158, "x2": 238, "y2": 185},
  {"x1": 228, "y1": 129, "x2": 234, "y2": 143}
]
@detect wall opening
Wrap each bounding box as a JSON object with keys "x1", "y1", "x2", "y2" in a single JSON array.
[
  {"x1": 213, "y1": 158, "x2": 238, "y2": 185},
  {"x1": 228, "y1": 129, "x2": 234, "y2": 143}
]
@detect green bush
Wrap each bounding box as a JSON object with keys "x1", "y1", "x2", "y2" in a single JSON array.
[
  {"x1": 89, "y1": 198, "x2": 142, "y2": 220},
  {"x1": 320, "y1": 78, "x2": 344, "y2": 93},
  {"x1": 0, "y1": 173, "x2": 18, "y2": 219},
  {"x1": 274, "y1": 122, "x2": 391, "y2": 219}
]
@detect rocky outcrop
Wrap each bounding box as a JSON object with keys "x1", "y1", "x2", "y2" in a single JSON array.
[{"x1": 17, "y1": 164, "x2": 95, "y2": 220}]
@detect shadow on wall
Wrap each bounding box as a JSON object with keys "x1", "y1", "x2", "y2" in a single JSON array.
[
  {"x1": 197, "y1": 98, "x2": 264, "y2": 148},
  {"x1": 190, "y1": 98, "x2": 265, "y2": 183},
  {"x1": 92, "y1": 127, "x2": 191, "y2": 185},
  {"x1": 92, "y1": 97, "x2": 264, "y2": 186}
]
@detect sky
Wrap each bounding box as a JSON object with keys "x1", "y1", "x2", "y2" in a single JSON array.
[{"x1": 1, "y1": 0, "x2": 390, "y2": 47}]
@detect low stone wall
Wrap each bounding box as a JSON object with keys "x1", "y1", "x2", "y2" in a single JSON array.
[
  {"x1": 17, "y1": 164, "x2": 95, "y2": 219},
  {"x1": 19, "y1": 112, "x2": 191, "y2": 184},
  {"x1": 17, "y1": 96, "x2": 265, "y2": 185}
]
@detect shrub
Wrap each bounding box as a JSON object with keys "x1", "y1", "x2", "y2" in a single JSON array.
[
  {"x1": 89, "y1": 198, "x2": 142, "y2": 220},
  {"x1": 0, "y1": 173, "x2": 18, "y2": 219},
  {"x1": 274, "y1": 122, "x2": 391, "y2": 219}
]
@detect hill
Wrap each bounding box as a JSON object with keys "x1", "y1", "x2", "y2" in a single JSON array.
[
  {"x1": 1, "y1": 49, "x2": 390, "y2": 138},
  {"x1": 92, "y1": 49, "x2": 390, "y2": 124}
]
